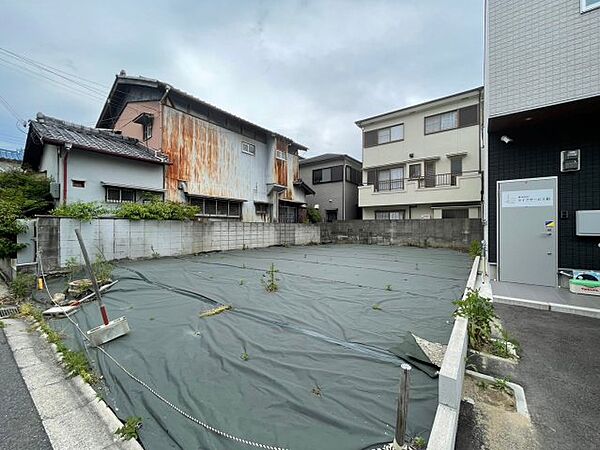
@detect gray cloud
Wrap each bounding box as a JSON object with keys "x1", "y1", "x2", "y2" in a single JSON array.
[{"x1": 0, "y1": 0, "x2": 483, "y2": 159}]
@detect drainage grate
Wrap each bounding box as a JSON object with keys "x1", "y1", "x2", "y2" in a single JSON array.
[{"x1": 0, "y1": 306, "x2": 19, "y2": 318}]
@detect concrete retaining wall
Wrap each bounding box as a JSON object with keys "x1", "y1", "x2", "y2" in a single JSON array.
[
  {"x1": 428, "y1": 256, "x2": 480, "y2": 449},
  {"x1": 27, "y1": 217, "x2": 320, "y2": 271},
  {"x1": 320, "y1": 219, "x2": 482, "y2": 251}
]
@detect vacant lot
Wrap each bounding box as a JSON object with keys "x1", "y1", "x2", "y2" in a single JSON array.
[{"x1": 53, "y1": 244, "x2": 471, "y2": 450}]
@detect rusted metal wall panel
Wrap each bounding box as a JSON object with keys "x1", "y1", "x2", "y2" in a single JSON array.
[
  {"x1": 162, "y1": 106, "x2": 270, "y2": 221},
  {"x1": 274, "y1": 137, "x2": 305, "y2": 203}
]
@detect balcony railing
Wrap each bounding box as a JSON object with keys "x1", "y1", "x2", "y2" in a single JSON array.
[
  {"x1": 417, "y1": 171, "x2": 479, "y2": 188},
  {"x1": 375, "y1": 179, "x2": 405, "y2": 192}
]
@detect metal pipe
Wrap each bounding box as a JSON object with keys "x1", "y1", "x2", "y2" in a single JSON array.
[
  {"x1": 74, "y1": 228, "x2": 109, "y2": 325},
  {"x1": 394, "y1": 363, "x2": 412, "y2": 448}
]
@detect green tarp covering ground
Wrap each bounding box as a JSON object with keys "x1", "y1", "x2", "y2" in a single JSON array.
[{"x1": 48, "y1": 244, "x2": 470, "y2": 450}]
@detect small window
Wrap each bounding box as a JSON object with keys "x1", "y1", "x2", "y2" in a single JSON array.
[
  {"x1": 450, "y1": 156, "x2": 463, "y2": 176},
  {"x1": 205, "y1": 199, "x2": 217, "y2": 215},
  {"x1": 241, "y1": 141, "x2": 256, "y2": 156},
  {"x1": 582, "y1": 0, "x2": 600, "y2": 12},
  {"x1": 345, "y1": 166, "x2": 361, "y2": 185},
  {"x1": 442, "y1": 209, "x2": 468, "y2": 219},
  {"x1": 72, "y1": 179, "x2": 85, "y2": 188},
  {"x1": 375, "y1": 210, "x2": 404, "y2": 220},
  {"x1": 143, "y1": 122, "x2": 153, "y2": 141},
  {"x1": 106, "y1": 187, "x2": 120, "y2": 202},
  {"x1": 409, "y1": 164, "x2": 421, "y2": 179},
  {"x1": 255, "y1": 203, "x2": 269, "y2": 215},
  {"x1": 105, "y1": 187, "x2": 135, "y2": 203},
  {"x1": 228, "y1": 202, "x2": 241, "y2": 217},
  {"x1": 363, "y1": 124, "x2": 404, "y2": 147},
  {"x1": 425, "y1": 111, "x2": 458, "y2": 134},
  {"x1": 377, "y1": 128, "x2": 391, "y2": 144},
  {"x1": 276, "y1": 150, "x2": 287, "y2": 160},
  {"x1": 217, "y1": 200, "x2": 229, "y2": 216},
  {"x1": 121, "y1": 189, "x2": 135, "y2": 202}
]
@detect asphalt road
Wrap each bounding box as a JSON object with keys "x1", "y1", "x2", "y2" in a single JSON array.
[
  {"x1": 0, "y1": 328, "x2": 52, "y2": 450},
  {"x1": 457, "y1": 304, "x2": 600, "y2": 449}
]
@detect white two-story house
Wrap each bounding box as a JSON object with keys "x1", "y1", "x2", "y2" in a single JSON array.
[{"x1": 356, "y1": 87, "x2": 483, "y2": 220}]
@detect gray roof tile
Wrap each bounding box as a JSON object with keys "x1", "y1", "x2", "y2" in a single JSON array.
[{"x1": 30, "y1": 114, "x2": 169, "y2": 164}]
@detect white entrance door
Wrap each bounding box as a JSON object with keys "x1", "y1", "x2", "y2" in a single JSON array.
[{"x1": 498, "y1": 177, "x2": 558, "y2": 287}]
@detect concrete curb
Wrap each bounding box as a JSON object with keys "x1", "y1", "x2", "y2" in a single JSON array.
[
  {"x1": 493, "y1": 294, "x2": 600, "y2": 319},
  {"x1": 427, "y1": 256, "x2": 480, "y2": 450},
  {"x1": 465, "y1": 370, "x2": 530, "y2": 418},
  {"x1": 3, "y1": 318, "x2": 143, "y2": 450}
]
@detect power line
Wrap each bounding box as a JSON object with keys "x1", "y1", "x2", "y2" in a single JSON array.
[
  {"x1": 0, "y1": 46, "x2": 108, "y2": 92},
  {"x1": 0, "y1": 93, "x2": 26, "y2": 125},
  {"x1": 0, "y1": 46, "x2": 163, "y2": 129}
]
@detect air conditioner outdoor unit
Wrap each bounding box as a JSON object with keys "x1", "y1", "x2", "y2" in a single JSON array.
[{"x1": 560, "y1": 149, "x2": 580, "y2": 172}]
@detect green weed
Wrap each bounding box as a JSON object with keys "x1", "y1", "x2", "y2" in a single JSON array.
[
  {"x1": 262, "y1": 263, "x2": 279, "y2": 292},
  {"x1": 453, "y1": 289, "x2": 497, "y2": 351},
  {"x1": 115, "y1": 416, "x2": 142, "y2": 441}
]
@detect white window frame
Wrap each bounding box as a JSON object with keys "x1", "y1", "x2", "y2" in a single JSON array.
[
  {"x1": 375, "y1": 210, "x2": 405, "y2": 220},
  {"x1": 276, "y1": 149, "x2": 287, "y2": 160},
  {"x1": 106, "y1": 187, "x2": 136, "y2": 203},
  {"x1": 241, "y1": 141, "x2": 256, "y2": 156},
  {"x1": 581, "y1": 0, "x2": 600, "y2": 12}
]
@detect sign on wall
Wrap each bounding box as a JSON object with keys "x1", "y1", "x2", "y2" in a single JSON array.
[{"x1": 501, "y1": 189, "x2": 554, "y2": 208}]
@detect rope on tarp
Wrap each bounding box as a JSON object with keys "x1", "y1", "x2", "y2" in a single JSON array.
[{"x1": 36, "y1": 251, "x2": 290, "y2": 450}]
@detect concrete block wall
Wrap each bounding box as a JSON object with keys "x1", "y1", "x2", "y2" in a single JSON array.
[
  {"x1": 320, "y1": 219, "x2": 482, "y2": 251},
  {"x1": 28, "y1": 218, "x2": 320, "y2": 271}
]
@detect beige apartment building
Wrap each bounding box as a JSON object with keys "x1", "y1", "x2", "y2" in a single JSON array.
[{"x1": 356, "y1": 87, "x2": 483, "y2": 220}]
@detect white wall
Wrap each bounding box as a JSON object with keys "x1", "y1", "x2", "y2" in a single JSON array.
[
  {"x1": 38, "y1": 144, "x2": 165, "y2": 206},
  {"x1": 49, "y1": 219, "x2": 319, "y2": 269},
  {"x1": 487, "y1": 0, "x2": 600, "y2": 117},
  {"x1": 63, "y1": 149, "x2": 164, "y2": 205}
]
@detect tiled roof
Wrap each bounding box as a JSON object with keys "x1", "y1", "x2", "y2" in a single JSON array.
[
  {"x1": 30, "y1": 114, "x2": 169, "y2": 164},
  {"x1": 299, "y1": 153, "x2": 362, "y2": 167}
]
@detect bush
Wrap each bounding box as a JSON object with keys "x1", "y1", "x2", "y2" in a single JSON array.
[
  {"x1": 0, "y1": 201, "x2": 28, "y2": 258},
  {"x1": 115, "y1": 201, "x2": 199, "y2": 221},
  {"x1": 452, "y1": 288, "x2": 497, "y2": 350},
  {"x1": 0, "y1": 170, "x2": 53, "y2": 216},
  {"x1": 9, "y1": 273, "x2": 36, "y2": 301},
  {"x1": 52, "y1": 202, "x2": 107, "y2": 221},
  {"x1": 0, "y1": 170, "x2": 52, "y2": 258},
  {"x1": 306, "y1": 207, "x2": 321, "y2": 223}
]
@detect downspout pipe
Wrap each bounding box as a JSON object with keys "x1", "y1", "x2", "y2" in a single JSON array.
[{"x1": 62, "y1": 143, "x2": 72, "y2": 204}]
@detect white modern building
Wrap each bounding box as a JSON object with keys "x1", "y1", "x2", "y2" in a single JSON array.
[{"x1": 356, "y1": 88, "x2": 483, "y2": 220}]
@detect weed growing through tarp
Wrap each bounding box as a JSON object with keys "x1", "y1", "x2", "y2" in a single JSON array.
[
  {"x1": 311, "y1": 384, "x2": 322, "y2": 397},
  {"x1": 411, "y1": 436, "x2": 427, "y2": 449},
  {"x1": 262, "y1": 263, "x2": 279, "y2": 292}
]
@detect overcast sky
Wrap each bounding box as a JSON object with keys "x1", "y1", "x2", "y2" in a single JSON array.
[{"x1": 0, "y1": 1, "x2": 483, "y2": 160}]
